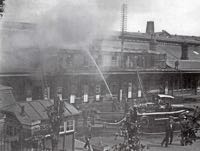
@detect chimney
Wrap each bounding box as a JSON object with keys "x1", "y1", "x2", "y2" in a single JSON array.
[
  {"x1": 146, "y1": 21, "x2": 154, "y2": 34},
  {"x1": 181, "y1": 43, "x2": 189, "y2": 60}
]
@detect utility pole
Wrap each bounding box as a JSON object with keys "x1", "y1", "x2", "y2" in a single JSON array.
[{"x1": 46, "y1": 96, "x2": 64, "y2": 151}]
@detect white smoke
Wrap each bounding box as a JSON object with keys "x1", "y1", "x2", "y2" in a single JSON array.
[
  {"x1": 0, "y1": 0, "x2": 121, "y2": 73},
  {"x1": 2, "y1": 0, "x2": 120, "y2": 50}
]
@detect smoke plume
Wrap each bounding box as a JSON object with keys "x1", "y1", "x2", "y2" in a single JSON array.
[{"x1": 0, "y1": 0, "x2": 121, "y2": 73}]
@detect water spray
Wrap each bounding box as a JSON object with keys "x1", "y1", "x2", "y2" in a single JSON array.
[{"x1": 85, "y1": 49, "x2": 113, "y2": 98}]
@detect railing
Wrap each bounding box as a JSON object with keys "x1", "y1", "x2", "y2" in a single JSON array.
[{"x1": 60, "y1": 61, "x2": 167, "y2": 74}]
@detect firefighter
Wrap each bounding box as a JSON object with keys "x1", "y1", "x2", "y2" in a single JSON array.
[
  {"x1": 188, "y1": 118, "x2": 197, "y2": 142},
  {"x1": 112, "y1": 98, "x2": 118, "y2": 112},
  {"x1": 175, "y1": 60, "x2": 179, "y2": 70},
  {"x1": 169, "y1": 117, "x2": 175, "y2": 144},
  {"x1": 130, "y1": 107, "x2": 138, "y2": 123},
  {"x1": 84, "y1": 136, "x2": 90, "y2": 149},
  {"x1": 161, "y1": 119, "x2": 172, "y2": 147},
  {"x1": 124, "y1": 98, "x2": 129, "y2": 115},
  {"x1": 180, "y1": 115, "x2": 192, "y2": 146},
  {"x1": 193, "y1": 106, "x2": 200, "y2": 119}
]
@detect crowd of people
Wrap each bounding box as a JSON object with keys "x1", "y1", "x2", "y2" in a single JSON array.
[
  {"x1": 161, "y1": 105, "x2": 200, "y2": 147},
  {"x1": 179, "y1": 106, "x2": 200, "y2": 146},
  {"x1": 82, "y1": 99, "x2": 200, "y2": 150}
]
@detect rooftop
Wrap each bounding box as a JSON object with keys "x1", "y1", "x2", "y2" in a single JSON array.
[{"x1": 1, "y1": 99, "x2": 80, "y2": 125}]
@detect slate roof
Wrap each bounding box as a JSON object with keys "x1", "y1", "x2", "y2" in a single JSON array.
[
  {"x1": 1, "y1": 99, "x2": 80, "y2": 125},
  {"x1": 123, "y1": 32, "x2": 200, "y2": 46},
  {"x1": 167, "y1": 60, "x2": 200, "y2": 71}
]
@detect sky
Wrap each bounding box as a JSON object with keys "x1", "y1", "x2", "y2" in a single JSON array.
[
  {"x1": 2, "y1": 0, "x2": 200, "y2": 36},
  {"x1": 115, "y1": 0, "x2": 200, "y2": 36},
  {"x1": 0, "y1": 0, "x2": 200, "y2": 75}
]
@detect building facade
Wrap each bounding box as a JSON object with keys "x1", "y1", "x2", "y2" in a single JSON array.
[{"x1": 0, "y1": 22, "x2": 200, "y2": 107}]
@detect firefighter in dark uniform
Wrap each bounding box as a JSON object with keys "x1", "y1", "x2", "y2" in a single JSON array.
[
  {"x1": 180, "y1": 115, "x2": 192, "y2": 146},
  {"x1": 130, "y1": 107, "x2": 138, "y2": 123},
  {"x1": 169, "y1": 117, "x2": 175, "y2": 144},
  {"x1": 161, "y1": 118, "x2": 174, "y2": 147},
  {"x1": 124, "y1": 99, "x2": 129, "y2": 115},
  {"x1": 84, "y1": 136, "x2": 90, "y2": 149}
]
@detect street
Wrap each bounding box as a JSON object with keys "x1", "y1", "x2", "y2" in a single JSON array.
[
  {"x1": 75, "y1": 133, "x2": 200, "y2": 151},
  {"x1": 144, "y1": 135, "x2": 200, "y2": 151}
]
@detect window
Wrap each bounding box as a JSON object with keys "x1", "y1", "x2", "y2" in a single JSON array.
[
  {"x1": 60, "y1": 120, "x2": 74, "y2": 134},
  {"x1": 128, "y1": 82, "x2": 132, "y2": 98},
  {"x1": 111, "y1": 54, "x2": 117, "y2": 66},
  {"x1": 95, "y1": 84, "x2": 101, "y2": 94},
  {"x1": 59, "y1": 53, "x2": 73, "y2": 69},
  {"x1": 197, "y1": 80, "x2": 200, "y2": 92},
  {"x1": 56, "y1": 87, "x2": 63, "y2": 100},
  {"x1": 70, "y1": 95, "x2": 75, "y2": 104},
  {"x1": 60, "y1": 123, "x2": 64, "y2": 132},
  {"x1": 83, "y1": 56, "x2": 89, "y2": 67},
  {"x1": 126, "y1": 55, "x2": 134, "y2": 68},
  {"x1": 43, "y1": 87, "x2": 50, "y2": 100},
  {"x1": 6, "y1": 126, "x2": 17, "y2": 136},
  {"x1": 110, "y1": 82, "x2": 118, "y2": 95},
  {"x1": 137, "y1": 56, "x2": 144, "y2": 67},
  {"x1": 94, "y1": 55, "x2": 102, "y2": 65},
  {"x1": 83, "y1": 85, "x2": 89, "y2": 103},
  {"x1": 6, "y1": 126, "x2": 12, "y2": 136},
  {"x1": 66, "y1": 120, "x2": 74, "y2": 131},
  {"x1": 65, "y1": 54, "x2": 73, "y2": 66},
  {"x1": 95, "y1": 84, "x2": 101, "y2": 101}
]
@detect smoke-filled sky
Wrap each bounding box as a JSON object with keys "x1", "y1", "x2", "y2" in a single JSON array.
[
  {"x1": 2, "y1": 0, "x2": 121, "y2": 49},
  {"x1": 0, "y1": 0, "x2": 122, "y2": 73},
  {"x1": 1, "y1": 0, "x2": 200, "y2": 70},
  {"x1": 0, "y1": 0, "x2": 199, "y2": 77},
  {"x1": 3, "y1": 0, "x2": 200, "y2": 36}
]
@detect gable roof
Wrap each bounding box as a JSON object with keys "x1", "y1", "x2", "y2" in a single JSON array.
[{"x1": 1, "y1": 99, "x2": 80, "y2": 125}]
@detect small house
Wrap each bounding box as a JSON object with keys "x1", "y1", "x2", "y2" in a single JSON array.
[{"x1": 0, "y1": 85, "x2": 79, "y2": 151}]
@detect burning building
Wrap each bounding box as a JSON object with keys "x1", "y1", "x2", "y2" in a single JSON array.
[{"x1": 0, "y1": 21, "x2": 200, "y2": 107}]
